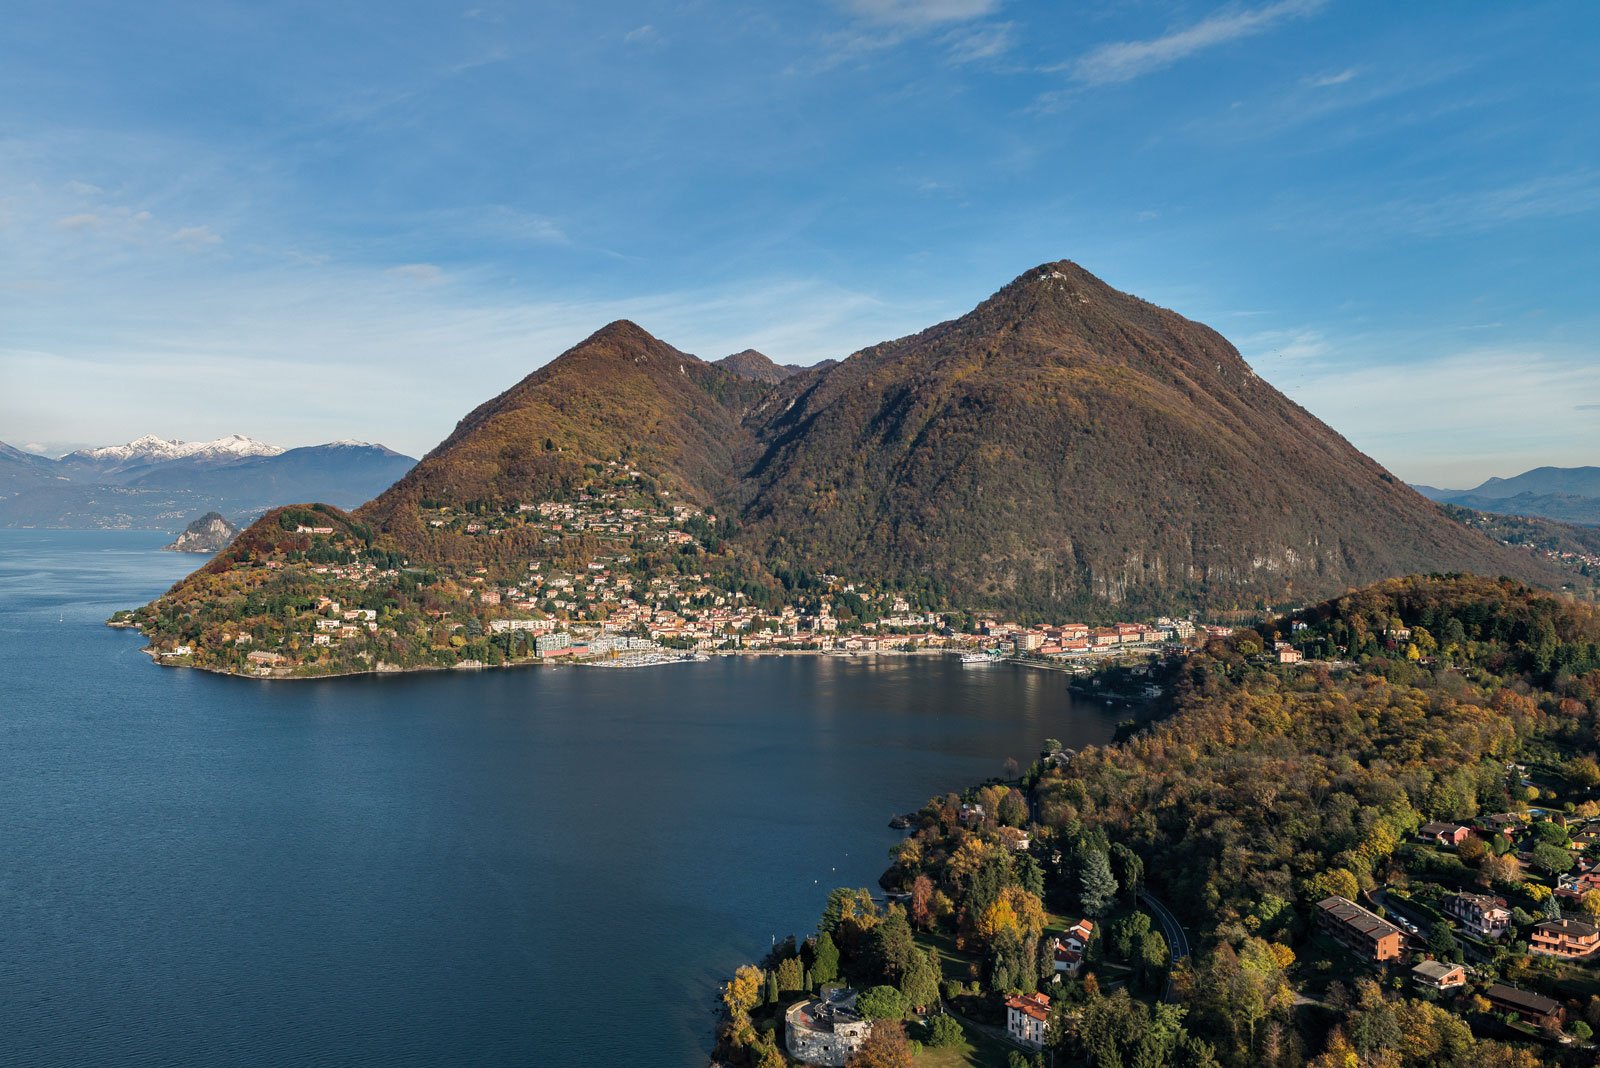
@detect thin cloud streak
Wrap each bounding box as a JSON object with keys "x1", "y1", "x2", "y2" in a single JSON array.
[{"x1": 1071, "y1": 0, "x2": 1326, "y2": 86}]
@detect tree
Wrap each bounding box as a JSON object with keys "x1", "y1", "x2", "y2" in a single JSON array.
[
  {"x1": 776, "y1": 956, "x2": 804, "y2": 993},
  {"x1": 999, "y1": 788, "x2": 1029, "y2": 827},
  {"x1": 1110, "y1": 843, "x2": 1144, "y2": 901},
  {"x1": 873, "y1": 907, "x2": 917, "y2": 981},
  {"x1": 910, "y1": 874, "x2": 936, "y2": 930},
  {"x1": 1137, "y1": 930, "x2": 1169, "y2": 991},
  {"x1": 924, "y1": 1014, "x2": 962, "y2": 1048},
  {"x1": 1580, "y1": 890, "x2": 1600, "y2": 920},
  {"x1": 822, "y1": 887, "x2": 878, "y2": 936},
  {"x1": 899, "y1": 950, "x2": 941, "y2": 1013},
  {"x1": 1533, "y1": 842, "x2": 1575, "y2": 876},
  {"x1": 1079, "y1": 846, "x2": 1119, "y2": 916},
  {"x1": 1428, "y1": 919, "x2": 1460, "y2": 962},
  {"x1": 812, "y1": 931, "x2": 840, "y2": 989},
  {"x1": 856, "y1": 985, "x2": 909, "y2": 1021},
  {"x1": 1114, "y1": 912, "x2": 1153, "y2": 960},
  {"x1": 723, "y1": 965, "x2": 763, "y2": 1020},
  {"x1": 1305, "y1": 867, "x2": 1360, "y2": 902},
  {"x1": 846, "y1": 1020, "x2": 914, "y2": 1068}
]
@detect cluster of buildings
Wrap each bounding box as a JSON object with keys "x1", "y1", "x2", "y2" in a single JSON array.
[{"x1": 1050, "y1": 919, "x2": 1095, "y2": 978}]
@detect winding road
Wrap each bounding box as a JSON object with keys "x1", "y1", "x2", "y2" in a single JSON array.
[{"x1": 1139, "y1": 889, "x2": 1192, "y2": 1001}]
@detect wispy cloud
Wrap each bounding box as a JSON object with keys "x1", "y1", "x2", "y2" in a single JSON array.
[
  {"x1": 944, "y1": 21, "x2": 1015, "y2": 63},
  {"x1": 1305, "y1": 67, "x2": 1358, "y2": 88},
  {"x1": 1071, "y1": 0, "x2": 1325, "y2": 86},
  {"x1": 838, "y1": 0, "x2": 1000, "y2": 29},
  {"x1": 820, "y1": 0, "x2": 1005, "y2": 65},
  {"x1": 170, "y1": 225, "x2": 222, "y2": 248}
]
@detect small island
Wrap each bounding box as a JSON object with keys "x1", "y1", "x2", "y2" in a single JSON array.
[{"x1": 163, "y1": 511, "x2": 241, "y2": 554}]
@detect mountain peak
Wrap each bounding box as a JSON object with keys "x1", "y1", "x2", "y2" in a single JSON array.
[
  {"x1": 71, "y1": 434, "x2": 284, "y2": 464},
  {"x1": 716, "y1": 349, "x2": 796, "y2": 384}
]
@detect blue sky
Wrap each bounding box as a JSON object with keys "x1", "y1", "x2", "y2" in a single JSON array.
[{"x1": 2, "y1": 1, "x2": 1596, "y2": 487}]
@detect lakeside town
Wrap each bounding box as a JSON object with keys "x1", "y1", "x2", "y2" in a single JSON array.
[{"x1": 116, "y1": 470, "x2": 1234, "y2": 679}]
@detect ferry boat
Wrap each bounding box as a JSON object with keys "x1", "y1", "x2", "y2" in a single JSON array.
[{"x1": 960, "y1": 651, "x2": 1004, "y2": 665}]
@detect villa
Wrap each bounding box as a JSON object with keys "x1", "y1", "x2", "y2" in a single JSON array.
[{"x1": 1005, "y1": 991, "x2": 1051, "y2": 1048}]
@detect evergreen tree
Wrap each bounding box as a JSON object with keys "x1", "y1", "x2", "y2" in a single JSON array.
[
  {"x1": 1079, "y1": 846, "x2": 1119, "y2": 917},
  {"x1": 812, "y1": 931, "x2": 840, "y2": 989},
  {"x1": 899, "y1": 950, "x2": 941, "y2": 1012}
]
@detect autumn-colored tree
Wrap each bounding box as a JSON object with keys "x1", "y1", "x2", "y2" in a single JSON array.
[
  {"x1": 723, "y1": 965, "x2": 763, "y2": 1020},
  {"x1": 1304, "y1": 867, "x2": 1360, "y2": 903},
  {"x1": 1305, "y1": 1026, "x2": 1358, "y2": 1068},
  {"x1": 1581, "y1": 890, "x2": 1600, "y2": 919},
  {"x1": 776, "y1": 956, "x2": 804, "y2": 994},
  {"x1": 846, "y1": 1020, "x2": 914, "y2": 1068},
  {"x1": 909, "y1": 874, "x2": 935, "y2": 930},
  {"x1": 1477, "y1": 853, "x2": 1521, "y2": 889},
  {"x1": 998, "y1": 788, "x2": 1029, "y2": 827},
  {"x1": 1457, "y1": 836, "x2": 1487, "y2": 863}
]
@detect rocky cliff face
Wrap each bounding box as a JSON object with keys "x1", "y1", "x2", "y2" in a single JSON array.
[{"x1": 164, "y1": 512, "x2": 240, "y2": 554}]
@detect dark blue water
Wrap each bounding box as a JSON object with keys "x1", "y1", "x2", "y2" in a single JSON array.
[{"x1": 0, "y1": 530, "x2": 1119, "y2": 1066}]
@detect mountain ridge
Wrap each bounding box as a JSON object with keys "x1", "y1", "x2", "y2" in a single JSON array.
[{"x1": 136, "y1": 260, "x2": 1566, "y2": 656}]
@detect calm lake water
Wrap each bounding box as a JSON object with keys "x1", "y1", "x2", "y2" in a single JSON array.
[{"x1": 0, "y1": 529, "x2": 1121, "y2": 1066}]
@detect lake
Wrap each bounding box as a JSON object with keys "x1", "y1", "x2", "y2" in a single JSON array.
[{"x1": 0, "y1": 529, "x2": 1122, "y2": 1066}]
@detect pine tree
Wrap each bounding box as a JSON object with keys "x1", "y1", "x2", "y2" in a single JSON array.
[
  {"x1": 1079, "y1": 846, "x2": 1119, "y2": 916},
  {"x1": 812, "y1": 931, "x2": 840, "y2": 989}
]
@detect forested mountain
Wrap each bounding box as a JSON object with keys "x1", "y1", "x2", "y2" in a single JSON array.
[
  {"x1": 146, "y1": 261, "x2": 1563, "y2": 627},
  {"x1": 734, "y1": 262, "x2": 1554, "y2": 615},
  {"x1": 358, "y1": 320, "x2": 768, "y2": 557},
  {"x1": 715, "y1": 349, "x2": 810, "y2": 384}
]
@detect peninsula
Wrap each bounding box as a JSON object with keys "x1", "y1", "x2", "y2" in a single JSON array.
[{"x1": 111, "y1": 261, "x2": 1566, "y2": 679}]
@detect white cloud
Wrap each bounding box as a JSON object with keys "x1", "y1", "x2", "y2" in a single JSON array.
[
  {"x1": 1305, "y1": 67, "x2": 1358, "y2": 88},
  {"x1": 1072, "y1": 0, "x2": 1325, "y2": 86},
  {"x1": 624, "y1": 24, "x2": 656, "y2": 44},
  {"x1": 57, "y1": 213, "x2": 102, "y2": 230}
]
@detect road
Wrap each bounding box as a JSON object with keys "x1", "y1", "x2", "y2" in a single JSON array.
[{"x1": 1139, "y1": 889, "x2": 1191, "y2": 1001}]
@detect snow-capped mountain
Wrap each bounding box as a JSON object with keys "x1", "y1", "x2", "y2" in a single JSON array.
[
  {"x1": 67, "y1": 434, "x2": 284, "y2": 467},
  {"x1": 0, "y1": 435, "x2": 415, "y2": 529}
]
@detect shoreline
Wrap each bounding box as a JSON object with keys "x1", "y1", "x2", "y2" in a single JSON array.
[
  {"x1": 115, "y1": 630, "x2": 992, "y2": 682},
  {"x1": 113, "y1": 620, "x2": 1167, "y2": 685}
]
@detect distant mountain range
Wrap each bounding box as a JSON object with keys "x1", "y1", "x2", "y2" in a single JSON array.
[
  {"x1": 0, "y1": 435, "x2": 416, "y2": 530},
  {"x1": 1414, "y1": 467, "x2": 1600, "y2": 526},
  {"x1": 186, "y1": 260, "x2": 1558, "y2": 620}
]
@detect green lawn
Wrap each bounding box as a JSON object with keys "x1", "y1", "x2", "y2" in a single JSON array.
[{"x1": 914, "y1": 1017, "x2": 1018, "y2": 1068}]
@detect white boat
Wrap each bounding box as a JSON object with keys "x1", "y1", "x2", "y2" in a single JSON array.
[{"x1": 960, "y1": 651, "x2": 1004, "y2": 665}]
